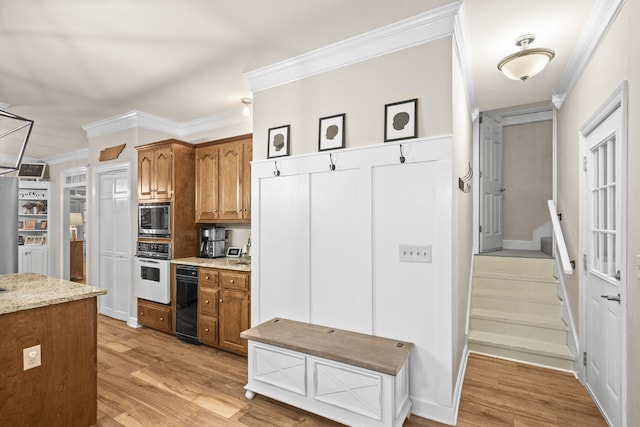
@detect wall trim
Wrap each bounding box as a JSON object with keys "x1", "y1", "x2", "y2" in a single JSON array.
[
  {"x1": 552, "y1": 0, "x2": 625, "y2": 109},
  {"x1": 245, "y1": 1, "x2": 462, "y2": 92},
  {"x1": 82, "y1": 109, "x2": 251, "y2": 140},
  {"x1": 453, "y1": 2, "x2": 478, "y2": 121}
]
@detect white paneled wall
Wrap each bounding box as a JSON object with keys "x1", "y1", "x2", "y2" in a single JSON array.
[{"x1": 251, "y1": 135, "x2": 457, "y2": 423}]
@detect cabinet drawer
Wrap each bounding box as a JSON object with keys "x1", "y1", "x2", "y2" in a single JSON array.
[
  {"x1": 199, "y1": 268, "x2": 218, "y2": 287},
  {"x1": 138, "y1": 299, "x2": 172, "y2": 333},
  {"x1": 220, "y1": 271, "x2": 249, "y2": 290},
  {"x1": 199, "y1": 316, "x2": 218, "y2": 346},
  {"x1": 199, "y1": 287, "x2": 219, "y2": 317}
]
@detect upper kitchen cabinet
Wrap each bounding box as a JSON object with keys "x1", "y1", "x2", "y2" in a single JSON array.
[
  {"x1": 195, "y1": 134, "x2": 252, "y2": 223},
  {"x1": 138, "y1": 144, "x2": 173, "y2": 201}
]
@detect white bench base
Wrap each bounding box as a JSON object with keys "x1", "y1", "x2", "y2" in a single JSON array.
[{"x1": 244, "y1": 341, "x2": 411, "y2": 427}]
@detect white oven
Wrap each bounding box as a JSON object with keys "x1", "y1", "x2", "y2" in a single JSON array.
[{"x1": 134, "y1": 257, "x2": 170, "y2": 304}]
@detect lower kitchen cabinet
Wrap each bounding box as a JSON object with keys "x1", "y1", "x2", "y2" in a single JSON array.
[
  {"x1": 138, "y1": 298, "x2": 173, "y2": 334},
  {"x1": 18, "y1": 246, "x2": 48, "y2": 275},
  {"x1": 197, "y1": 267, "x2": 250, "y2": 355}
]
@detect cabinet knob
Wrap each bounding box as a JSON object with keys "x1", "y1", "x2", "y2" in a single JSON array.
[
  {"x1": 214, "y1": 209, "x2": 218, "y2": 213},
  {"x1": 205, "y1": 275, "x2": 210, "y2": 280},
  {"x1": 205, "y1": 299, "x2": 209, "y2": 304},
  {"x1": 140, "y1": 312, "x2": 144, "y2": 316},
  {"x1": 159, "y1": 317, "x2": 164, "y2": 321},
  {"x1": 205, "y1": 328, "x2": 210, "y2": 332},
  {"x1": 219, "y1": 299, "x2": 223, "y2": 303},
  {"x1": 230, "y1": 279, "x2": 235, "y2": 284}
]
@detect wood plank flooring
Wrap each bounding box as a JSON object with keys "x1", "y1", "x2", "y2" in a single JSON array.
[{"x1": 95, "y1": 315, "x2": 606, "y2": 426}]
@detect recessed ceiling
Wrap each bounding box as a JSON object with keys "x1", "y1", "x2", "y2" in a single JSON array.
[{"x1": 0, "y1": 0, "x2": 597, "y2": 161}]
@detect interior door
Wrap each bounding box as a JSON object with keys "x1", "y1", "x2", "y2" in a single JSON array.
[
  {"x1": 98, "y1": 170, "x2": 131, "y2": 321},
  {"x1": 584, "y1": 106, "x2": 624, "y2": 427},
  {"x1": 479, "y1": 112, "x2": 504, "y2": 252}
]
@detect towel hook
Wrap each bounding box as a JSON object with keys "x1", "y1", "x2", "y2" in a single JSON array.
[
  {"x1": 329, "y1": 153, "x2": 336, "y2": 171},
  {"x1": 399, "y1": 144, "x2": 406, "y2": 164},
  {"x1": 273, "y1": 161, "x2": 280, "y2": 177}
]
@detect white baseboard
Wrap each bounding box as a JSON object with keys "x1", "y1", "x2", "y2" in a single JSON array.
[
  {"x1": 410, "y1": 397, "x2": 457, "y2": 426},
  {"x1": 127, "y1": 317, "x2": 141, "y2": 329}
]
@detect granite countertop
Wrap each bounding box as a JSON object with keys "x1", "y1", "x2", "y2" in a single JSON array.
[
  {"x1": 0, "y1": 273, "x2": 107, "y2": 315},
  {"x1": 171, "y1": 257, "x2": 251, "y2": 272}
]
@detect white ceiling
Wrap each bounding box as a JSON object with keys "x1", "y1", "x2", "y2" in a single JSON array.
[{"x1": 0, "y1": 0, "x2": 596, "y2": 161}]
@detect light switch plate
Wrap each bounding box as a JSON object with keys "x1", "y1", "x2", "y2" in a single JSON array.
[
  {"x1": 23, "y1": 344, "x2": 41, "y2": 370},
  {"x1": 399, "y1": 244, "x2": 432, "y2": 263}
]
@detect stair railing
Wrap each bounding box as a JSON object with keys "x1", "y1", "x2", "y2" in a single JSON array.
[{"x1": 547, "y1": 200, "x2": 573, "y2": 275}]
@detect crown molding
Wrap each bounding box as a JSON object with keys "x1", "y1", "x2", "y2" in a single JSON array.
[
  {"x1": 553, "y1": 0, "x2": 625, "y2": 109},
  {"x1": 45, "y1": 148, "x2": 89, "y2": 165},
  {"x1": 82, "y1": 109, "x2": 251, "y2": 140},
  {"x1": 453, "y1": 3, "x2": 477, "y2": 121},
  {"x1": 245, "y1": 1, "x2": 462, "y2": 92}
]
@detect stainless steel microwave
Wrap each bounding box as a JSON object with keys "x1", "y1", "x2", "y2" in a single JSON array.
[{"x1": 138, "y1": 203, "x2": 171, "y2": 238}]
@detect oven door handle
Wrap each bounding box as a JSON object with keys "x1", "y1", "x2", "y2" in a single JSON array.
[{"x1": 138, "y1": 258, "x2": 161, "y2": 264}]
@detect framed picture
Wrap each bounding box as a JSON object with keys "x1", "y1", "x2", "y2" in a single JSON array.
[
  {"x1": 18, "y1": 235, "x2": 24, "y2": 246},
  {"x1": 318, "y1": 113, "x2": 345, "y2": 151},
  {"x1": 32, "y1": 236, "x2": 43, "y2": 245},
  {"x1": 18, "y1": 220, "x2": 24, "y2": 230},
  {"x1": 25, "y1": 236, "x2": 35, "y2": 245},
  {"x1": 39, "y1": 220, "x2": 47, "y2": 230},
  {"x1": 384, "y1": 98, "x2": 418, "y2": 142},
  {"x1": 24, "y1": 219, "x2": 36, "y2": 230},
  {"x1": 267, "y1": 125, "x2": 290, "y2": 159},
  {"x1": 41, "y1": 236, "x2": 47, "y2": 245}
]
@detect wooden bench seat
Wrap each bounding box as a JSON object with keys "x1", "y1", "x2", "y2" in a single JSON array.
[{"x1": 241, "y1": 318, "x2": 414, "y2": 427}]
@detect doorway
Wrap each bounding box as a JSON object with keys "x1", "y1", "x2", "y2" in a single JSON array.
[
  {"x1": 579, "y1": 82, "x2": 627, "y2": 427},
  {"x1": 60, "y1": 167, "x2": 87, "y2": 281},
  {"x1": 477, "y1": 108, "x2": 554, "y2": 255}
]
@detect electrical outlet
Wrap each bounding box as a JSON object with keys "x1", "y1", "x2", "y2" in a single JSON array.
[
  {"x1": 399, "y1": 244, "x2": 432, "y2": 263},
  {"x1": 23, "y1": 344, "x2": 41, "y2": 370}
]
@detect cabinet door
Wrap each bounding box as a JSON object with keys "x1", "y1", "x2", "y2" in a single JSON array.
[
  {"x1": 195, "y1": 145, "x2": 220, "y2": 221},
  {"x1": 199, "y1": 316, "x2": 218, "y2": 346},
  {"x1": 199, "y1": 287, "x2": 219, "y2": 317},
  {"x1": 153, "y1": 146, "x2": 173, "y2": 200},
  {"x1": 219, "y1": 289, "x2": 249, "y2": 354},
  {"x1": 219, "y1": 141, "x2": 243, "y2": 220},
  {"x1": 138, "y1": 299, "x2": 172, "y2": 333},
  {"x1": 242, "y1": 140, "x2": 252, "y2": 219},
  {"x1": 19, "y1": 247, "x2": 48, "y2": 275},
  {"x1": 138, "y1": 149, "x2": 154, "y2": 200}
]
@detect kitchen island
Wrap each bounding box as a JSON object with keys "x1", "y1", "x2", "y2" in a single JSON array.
[{"x1": 0, "y1": 273, "x2": 106, "y2": 426}]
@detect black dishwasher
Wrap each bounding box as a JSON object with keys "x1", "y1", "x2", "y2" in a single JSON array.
[{"x1": 175, "y1": 264, "x2": 200, "y2": 344}]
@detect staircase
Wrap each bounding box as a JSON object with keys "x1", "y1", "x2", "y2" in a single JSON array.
[{"x1": 468, "y1": 254, "x2": 574, "y2": 371}]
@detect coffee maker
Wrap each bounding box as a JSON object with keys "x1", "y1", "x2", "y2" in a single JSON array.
[{"x1": 199, "y1": 226, "x2": 226, "y2": 258}]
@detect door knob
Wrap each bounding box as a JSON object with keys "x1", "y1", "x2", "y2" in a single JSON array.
[{"x1": 600, "y1": 293, "x2": 621, "y2": 303}]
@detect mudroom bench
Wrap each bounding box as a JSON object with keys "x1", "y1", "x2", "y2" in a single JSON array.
[{"x1": 240, "y1": 318, "x2": 414, "y2": 427}]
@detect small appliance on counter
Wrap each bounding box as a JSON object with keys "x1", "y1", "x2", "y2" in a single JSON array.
[{"x1": 199, "y1": 226, "x2": 226, "y2": 258}]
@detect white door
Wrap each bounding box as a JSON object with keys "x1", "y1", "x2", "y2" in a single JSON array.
[
  {"x1": 97, "y1": 170, "x2": 131, "y2": 321},
  {"x1": 479, "y1": 111, "x2": 504, "y2": 252},
  {"x1": 583, "y1": 104, "x2": 625, "y2": 427}
]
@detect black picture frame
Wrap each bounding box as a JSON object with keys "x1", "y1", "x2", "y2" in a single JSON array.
[
  {"x1": 318, "y1": 113, "x2": 345, "y2": 151},
  {"x1": 384, "y1": 98, "x2": 418, "y2": 142},
  {"x1": 267, "y1": 125, "x2": 291, "y2": 159}
]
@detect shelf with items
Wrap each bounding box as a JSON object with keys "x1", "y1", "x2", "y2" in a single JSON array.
[{"x1": 17, "y1": 181, "x2": 51, "y2": 274}]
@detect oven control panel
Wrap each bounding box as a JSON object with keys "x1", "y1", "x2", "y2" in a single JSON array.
[{"x1": 136, "y1": 241, "x2": 171, "y2": 260}]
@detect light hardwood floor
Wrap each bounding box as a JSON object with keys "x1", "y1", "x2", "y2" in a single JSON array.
[{"x1": 96, "y1": 315, "x2": 606, "y2": 427}]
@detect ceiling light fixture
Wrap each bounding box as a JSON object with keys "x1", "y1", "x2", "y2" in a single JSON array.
[
  {"x1": 497, "y1": 34, "x2": 555, "y2": 82},
  {"x1": 0, "y1": 110, "x2": 33, "y2": 175},
  {"x1": 241, "y1": 97, "x2": 253, "y2": 117}
]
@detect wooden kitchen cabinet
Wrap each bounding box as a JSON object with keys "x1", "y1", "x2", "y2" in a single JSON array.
[
  {"x1": 138, "y1": 144, "x2": 173, "y2": 201},
  {"x1": 195, "y1": 134, "x2": 252, "y2": 223},
  {"x1": 197, "y1": 266, "x2": 250, "y2": 355},
  {"x1": 219, "y1": 288, "x2": 250, "y2": 354},
  {"x1": 138, "y1": 299, "x2": 173, "y2": 333}
]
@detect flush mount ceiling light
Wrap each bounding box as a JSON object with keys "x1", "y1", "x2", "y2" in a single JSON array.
[
  {"x1": 497, "y1": 34, "x2": 555, "y2": 82},
  {"x1": 241, "y1": 97, "x2": 253, "y2": 117}
]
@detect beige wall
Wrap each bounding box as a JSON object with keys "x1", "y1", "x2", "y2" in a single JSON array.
[
  {"x1": 252, "y1": 38, "x2": 453, "y2": 160},
  {"x1": 451, "y1": 42, "x2": 473, "y2": 389},
  {"x1": 557, "y1": 1, "x2": 639, "y2": 424},
  {"x1": 503, "y1": 121, "x2": 552, "y2": 241}
]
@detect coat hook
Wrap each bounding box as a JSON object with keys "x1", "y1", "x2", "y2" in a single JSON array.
[
  {"x1": 329, "y1": 153, "x2": 336, "y2": 171},
  {"x1": 273, "y1": 161, "x2": 280, "y2": 177},
  {"x1": 399, "y1": 144, "x2": 406, "y2": 164}
]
